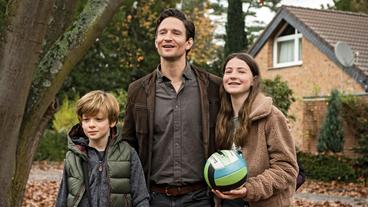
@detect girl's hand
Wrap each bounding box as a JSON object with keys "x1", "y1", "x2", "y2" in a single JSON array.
[{"x1": 212, "y1": 186, "x2": 247, "y2": 200}]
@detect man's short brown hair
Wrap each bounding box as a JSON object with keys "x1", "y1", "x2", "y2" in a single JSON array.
[{"x1": 76, "y1": 90, "x2": 119, "y2": 124}]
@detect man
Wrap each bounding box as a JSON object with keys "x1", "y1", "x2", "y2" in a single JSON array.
[{"x1": 122, "y1": 8, "x2": 221, "y2": 207}]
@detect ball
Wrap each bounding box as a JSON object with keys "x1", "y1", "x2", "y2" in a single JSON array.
[{"x1": 204, "y1": 150, "x2": 247, "y2": 191}]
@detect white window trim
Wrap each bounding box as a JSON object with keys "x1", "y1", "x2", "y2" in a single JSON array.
[{"x1": 273, "y1": 29, "x2": 303, "y2": 68}]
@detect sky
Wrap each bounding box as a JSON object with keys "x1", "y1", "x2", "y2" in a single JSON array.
[
  {"x1": 210, "y1": 0, "x2": 335, "y2": 44},
  {"x1": 249, "y1": 0, "x2": 335, "y2": 24}
]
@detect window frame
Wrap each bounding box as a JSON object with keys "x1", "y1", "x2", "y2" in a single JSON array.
[{"x1": 273, "y1": 26, "x2": 303, "y2": 68}]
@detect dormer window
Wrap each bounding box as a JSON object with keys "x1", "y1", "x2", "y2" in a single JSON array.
[{"x1": 273, "y1": 24, "x2": 302, "y2": 68}]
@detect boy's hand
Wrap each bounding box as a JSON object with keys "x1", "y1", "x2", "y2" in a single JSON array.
[{"x1": 212, "y1": 185, "x2": 247, "y2": 200}]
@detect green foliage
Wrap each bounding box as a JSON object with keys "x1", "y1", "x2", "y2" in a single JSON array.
[
  {"x1": 325, "y1": 0, "x2": 368, "y2": 14},
  {"x1": 112, "y1": 89, "x2": 128, "y2": 121},
  {"x1": 61, "y1": 0, "x2": 179, "y2": 98},
  {"x1": 52, "y1": 96, "x2": 79, "y2": 133},
  {"x1": 261, "y1": 75, "x2": 295, "y2": 118},
  {"x1": 317, "y1": 90, "x2": 344, "y2": 153},
  {"x1": 341, "y1": 95, "x2": 368, "y2": 179},
  {"x1": 225, "y1": 0, "x2": 247, "y2": 56},
  {"x1": 298, "y1": 152, "x2": 357, "y2": 182},
  {"x1": 214, "y1": 0, "x2": 280, "y2": 53},
  {"x1": 34, "y1": 130, "x2": 67, "y2": 161},
  {"x1": 183, "y1": 0, "x2": 220, "y2": 67}
]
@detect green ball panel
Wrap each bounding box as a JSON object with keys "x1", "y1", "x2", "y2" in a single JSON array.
[
  {"x1": 204, "y1": 161, "x2": 212, "y2": 188},
  {"x1": 215, "y1": 167, "x2": 247, "y2": 186}
]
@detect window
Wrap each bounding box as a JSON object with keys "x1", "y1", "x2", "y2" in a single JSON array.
[{"x1": 273, "y1": 24, "x2": 302, "y2": 68}]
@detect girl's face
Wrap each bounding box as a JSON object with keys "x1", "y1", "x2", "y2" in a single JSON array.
[{"x1": 223, "y1": 57, "x2": 254, "y2": 98}]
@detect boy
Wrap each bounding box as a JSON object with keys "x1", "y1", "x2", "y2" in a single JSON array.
[{"x1": 56, "y1": 90, "x2": 149, "y2": 207}]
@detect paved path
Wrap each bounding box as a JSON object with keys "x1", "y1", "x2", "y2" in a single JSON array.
[
  {"x1": 295, "y1": 192, "x2": 368, "y2": 207},
  {"x1": 28, "y1": 168, "x2": 63, "y2": 182}
]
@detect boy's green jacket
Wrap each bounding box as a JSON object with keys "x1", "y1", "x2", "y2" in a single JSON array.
[{"x1": 55, "y1": 124, "x2": 149, "y2": 207}]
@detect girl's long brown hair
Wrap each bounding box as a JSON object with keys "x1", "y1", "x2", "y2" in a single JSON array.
[{"x1": 216, "y1": 53, "x2": 261, "y2": 149}]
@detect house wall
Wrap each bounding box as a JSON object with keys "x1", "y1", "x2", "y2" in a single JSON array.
[
  {"x1": 254, "y1": 37, "x2": 365, "y2": 152},
  {"x1": 303, "y1": 98, "x2": 364, "y2": 157}
]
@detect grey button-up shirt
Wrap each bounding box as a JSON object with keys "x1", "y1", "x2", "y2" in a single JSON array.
[{"x1": 150, "y1": 63, "x2": 204, "y2": 185}]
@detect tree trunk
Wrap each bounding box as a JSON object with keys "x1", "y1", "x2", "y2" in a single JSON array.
[
  {"x1": 0, "y1": 1, "x2": 54, "y2": 206},
  {"x1": 0, "y1": 0, "x2": 125, "y2": 206}
]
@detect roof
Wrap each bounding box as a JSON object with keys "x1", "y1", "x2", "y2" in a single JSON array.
[{"x1": 249, "y1": 6, "x2": 368, "y2": 91}]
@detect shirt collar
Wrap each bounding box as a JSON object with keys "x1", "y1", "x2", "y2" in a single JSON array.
[{"x1": 156, "y1": 62, "x2": 194, "y2": 83}]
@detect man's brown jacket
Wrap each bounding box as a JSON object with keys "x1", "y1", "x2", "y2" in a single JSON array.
[{"x1": 121, "y1": 65, "x2": 222, "y2": 187}]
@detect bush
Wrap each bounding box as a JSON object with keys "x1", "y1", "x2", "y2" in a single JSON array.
[
  {"x1": 34, "y1": 130, "x2": 68, "y2": 161},
  {"x1": 317, "y1": 90, "x2": 344, "y2": 153},
  {"x1": 297, "y1": 152, "x2": 356, "y2": 182},
  {"x1": 262, "y1": 75, "x2": 295, "y2": 118},
  {"x1": 52, "y1": 96, "x2": 79, "y2": 133},
  {"x1": 112, "y1": 89, "x2": 128, "y2": 120},
  {"x1": 341, "y1": 95, "x2": 368, "y2": 180}
]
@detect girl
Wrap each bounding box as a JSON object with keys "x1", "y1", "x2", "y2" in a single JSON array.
[{"x1": 213, "y1": 53, "x2": 298, "y2": 207}]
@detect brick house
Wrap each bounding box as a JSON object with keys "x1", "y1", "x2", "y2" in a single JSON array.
[{"x1": 248, "y1": 6, "x2": 368, "y2": 155}]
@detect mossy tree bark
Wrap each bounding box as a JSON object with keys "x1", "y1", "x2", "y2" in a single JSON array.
[{"x1": 0, "y1": 0, "x2": 124, "y2": 206}]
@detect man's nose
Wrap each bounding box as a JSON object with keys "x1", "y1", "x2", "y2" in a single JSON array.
[{"x1": 163, "y1": 33, "x2": 173, "y2": 41}]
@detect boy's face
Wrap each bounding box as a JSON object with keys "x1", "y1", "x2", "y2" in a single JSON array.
[{"x1": 81, "y1": 111, "x2": 116, "y2": 143}]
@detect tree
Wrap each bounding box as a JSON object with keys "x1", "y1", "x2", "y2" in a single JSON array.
[
  {"x1": 317, "y1": 90, "x2": 344, "y2": 153},
  {"x1": 181, "y1": 0, "x2": 220, "y2": 67},
  {"x1": 225, "y1": 0, "x2": 247, "y2": 56},
  {"x1": 0, "y1": 0, "x2": 128, "y2": 206},
  {"x1": 211, "y1": 0, "x2": 280, "y2": 71},
  {"x1": 324, "y1": 0, "x2": 368, "y2": 14},
  {"x1": 62, "y1": 0, "x2": 180, "y2": 97}
]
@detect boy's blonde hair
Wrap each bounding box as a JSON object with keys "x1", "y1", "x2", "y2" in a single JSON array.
[{"x1": 76, "y1": 90, "x2": 119, "y2": 124}]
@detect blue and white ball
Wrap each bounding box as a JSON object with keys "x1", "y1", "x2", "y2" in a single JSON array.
[{"x1": 204, "y1": 150, "x2": 248, "y2": 191}]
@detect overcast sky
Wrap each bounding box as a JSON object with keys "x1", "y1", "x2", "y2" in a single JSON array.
[
  {"x1": 250, "y1": 0, "x2": 335, "y2": 24},
  {"x1": 210, "y1": 0, "x2": 335, "y2": 44}
]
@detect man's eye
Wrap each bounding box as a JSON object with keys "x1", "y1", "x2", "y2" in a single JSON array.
[{"x1": 158, "y1": 31, "x2": 166, "y2": 35}]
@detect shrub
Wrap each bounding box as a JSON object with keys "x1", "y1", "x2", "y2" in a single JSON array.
[
  {"x1": 112, "y1": 89, "x2": 128, "y2": 120},
  {"x1": 297, "y1": 152, "x2": 356, "y2": 182},
  {"x1": 262, "y1": 75, "x2": 295, "y2": 118},
  {"x1": 52, "y1": 96, "x2": 79, "y2": 133},
  {"x1": 34, "y1": 129, "x2": 68, "y2": 161},
  {"x1": 341, "y1": 95, "x2": 368, "y2": 180},
  {"x1": 317, "y1": 89, "x2": 344, "y2": 153}
]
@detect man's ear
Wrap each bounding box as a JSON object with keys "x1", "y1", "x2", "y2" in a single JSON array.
[
  {"x1": 186, "y1": 38, "x2": 193, "y2": 50},
  {"x1": 155, "y1": 39, "x2": 158, "y2": 49}
]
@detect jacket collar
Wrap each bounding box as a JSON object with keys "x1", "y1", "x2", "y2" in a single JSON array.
[{"x1": 249, "y1": 93, "x2": 273, "y2": 121}]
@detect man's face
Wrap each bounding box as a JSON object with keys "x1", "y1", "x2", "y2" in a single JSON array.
[{"x1": 155, "y1": 17, "x2": 193, "y2": 62}]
